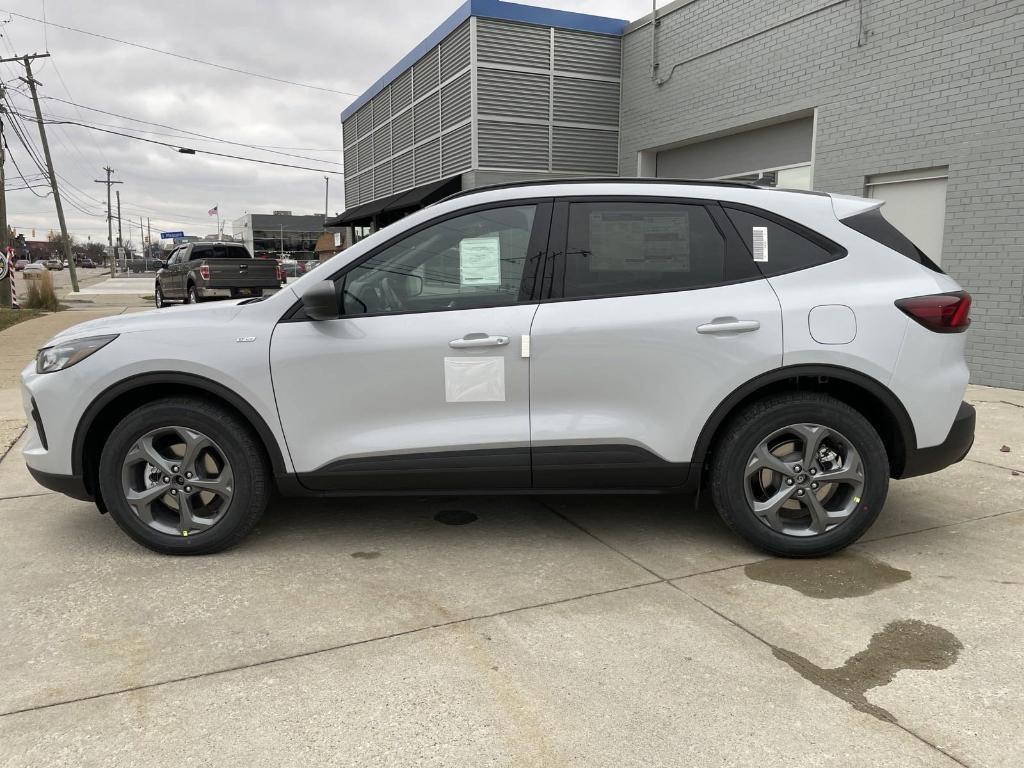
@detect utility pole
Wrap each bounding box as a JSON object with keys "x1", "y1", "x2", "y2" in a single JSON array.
[
  {"x1": 139, "y1": 217, "x2": 144, "y2": 258},
  {"x1": 324, "y1": 176, "x2": 329, "y2": 220},
  {"x1": 94, "y1": 166, "x2": 121, "y2": 277},
  {"x1": 0, "y1": 83, "x2": 9, "y2": 308},
  {"x1": 147, "y1": 217, "x2": 151, "y2": 258},
  {"x1": 116, "y1": 189, "x2": 123, "y2": 263},
  {"x1": 18, "y1": 54, "x2": 79, "y2": 291}
]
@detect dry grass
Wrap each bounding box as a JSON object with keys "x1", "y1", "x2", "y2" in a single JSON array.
[
  {"x1": 23, "y1": 271, "x2": 62, "y2": 312},
  {"x1": 0, "y1": 308, "x2": 45, "y2": 333}
]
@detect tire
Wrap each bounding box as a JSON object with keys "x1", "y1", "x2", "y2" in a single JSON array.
[
  {"x1": 154, "y1": 283, "x2": 167, "y2": 308},
  {"x1": 709, "y1": 392, "x2": 888, "y2": 558},
  {"x1": 187, "y1": 284, "x2": 200, "y2": 304},
  {"x1": 98, "y1": 397, "x2": 270, "y2": 555}
]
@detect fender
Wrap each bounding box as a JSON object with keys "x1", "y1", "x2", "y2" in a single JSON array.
[
  {"x1": 691, "y1": 363, "x2": 917, "y2": 472},
  {"x1": 72, "y1": 371, "x2": 289, "y2": 477}
]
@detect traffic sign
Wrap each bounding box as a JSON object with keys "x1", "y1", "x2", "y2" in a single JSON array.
[{"x1": 160, "y1": 231, "x2": 185, "y2": 239}]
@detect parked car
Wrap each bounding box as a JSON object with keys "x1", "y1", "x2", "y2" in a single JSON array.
[
  {"x1": 22, "y1": 179, "x2": 973, "y2": 556},
  {"x1": 78, "y1": 258, "x2": 97, "y2": 269},
  {"x1": 22, "y1": 261, "x2": 47, "y2": 275},
  {"x1": 14, "y1": 259, "x2": 29, "y2": 271},
  {"x1": 43, "y1": 258, "x2": 63, "y2": 271},
  {"x1": 154, "y1": 242, "x2": 280, "y2": 307}
]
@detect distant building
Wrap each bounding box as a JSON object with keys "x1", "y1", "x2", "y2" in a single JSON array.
[
  {"x1": 314, "y1": 230, "x2": 346, "y2": 261},
  {"x1": 232, "y1": 212, "x2": 326, "y2": 259}
]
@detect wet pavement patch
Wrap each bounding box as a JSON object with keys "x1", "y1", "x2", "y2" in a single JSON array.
[
  {"x1": 772, "y1": 619, "x2": 962, "y2": 722},
  {"x1": 350, "y1": 551, "x2": 381, "y2": 559},
  {"x1": 745, "y1": 552, "x2": 911, "y2": 599},
  {"x1": 434, "y1": 510, "x2": 478, "y2": 526}
]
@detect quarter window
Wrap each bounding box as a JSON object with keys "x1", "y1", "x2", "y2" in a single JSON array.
[
  {"x1": 723, "y1": 206, "x2": 843, "y2": 275},
  {"x1": 340, "y1": 205, "x2": 538, "y2": 316},
  {"x1": 559, "y1": 202, "x2": 726, "y2": 299}
]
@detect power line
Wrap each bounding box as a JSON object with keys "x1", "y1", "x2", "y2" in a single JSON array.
[{"x1": 4, "y1": 9, "x2": 359, "y2": 97}]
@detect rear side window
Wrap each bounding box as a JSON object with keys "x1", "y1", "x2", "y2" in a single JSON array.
[
  {"x1": 724, "y1": 206, "x2": 845, "y2": 276},
  {"x1": 191, "y1": 244, "x2": 251, "y2": 259},
  {"x1": 841, "y1": 207, "x2": 943, "y2": 273},
  {"x1": 559, "y1": 202, "x2": 726, "y2": 299}
]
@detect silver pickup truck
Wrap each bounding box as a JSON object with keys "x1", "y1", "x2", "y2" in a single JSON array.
[{"x1": 155, "y1": 242, "x2": 281, "y2": 307}]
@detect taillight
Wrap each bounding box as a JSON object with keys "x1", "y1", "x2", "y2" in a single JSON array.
[
  {"x1": 199, "y1": 264, "x2": 210, "y2": 280},
  {"x1": 276, "y1": 265, "x2": 285, "y2": 282},
  {"x1": 895, "y1": 291, "x2": 971, "y2": 333}
]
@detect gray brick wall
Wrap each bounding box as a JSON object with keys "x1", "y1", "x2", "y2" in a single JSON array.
[{"x1": 620, "y1": 0, "x2": 1024, "y2": 388}]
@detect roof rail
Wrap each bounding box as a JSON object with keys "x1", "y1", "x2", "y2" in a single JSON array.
[{"x1": 438, "y1": 176, "x2": 761, "y2": 204}]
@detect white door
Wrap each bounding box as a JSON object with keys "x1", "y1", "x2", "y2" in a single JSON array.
[
  {"x1": 270, "y1": 203, "x2": 548, "y2": 491},
  {"x1": 529, "y1": 199, "x2": 783, "y2": 489}
]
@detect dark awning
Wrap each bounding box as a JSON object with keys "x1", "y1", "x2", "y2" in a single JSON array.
[{"x1": 328, "y1": 175, "x2": 462, "y2": 227}]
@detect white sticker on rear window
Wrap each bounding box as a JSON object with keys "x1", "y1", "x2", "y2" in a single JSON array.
[{"x1": 752, "y1": 226, "x2": 768, "y2": 262}]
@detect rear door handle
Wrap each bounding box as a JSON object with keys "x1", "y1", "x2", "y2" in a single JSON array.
[
  {"x1": 448, "y1": 334, "x2": 510, "y2": 349},
  {"x1": 696, "y1": 319, "x2": 761, "y2": 335}
]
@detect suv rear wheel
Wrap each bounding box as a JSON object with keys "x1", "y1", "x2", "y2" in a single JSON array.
[
  {"x1": 709, "y1": 392, "x2": 888, "y2": 557},
  {"x1": 98, "y1": 397, "x2": 269, "y2": 555}
]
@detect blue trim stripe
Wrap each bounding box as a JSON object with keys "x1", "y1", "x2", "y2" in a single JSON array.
[{"x1": 339, "y1": 0, "x2": 627, "y2": 123}]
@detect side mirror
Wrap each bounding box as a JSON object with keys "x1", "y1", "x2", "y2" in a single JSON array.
[{"x1": 301, "y1": 280, "x2": 339, "y2": 321}]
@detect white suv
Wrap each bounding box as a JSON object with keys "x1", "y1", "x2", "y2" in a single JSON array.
[{"x1": 20, "y1": 180, "x2": 975, "y2": 557}]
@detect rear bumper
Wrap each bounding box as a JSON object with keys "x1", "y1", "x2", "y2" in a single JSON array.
[{"x1": 897, "y1": 401, "x2": 975, "y2": 479}]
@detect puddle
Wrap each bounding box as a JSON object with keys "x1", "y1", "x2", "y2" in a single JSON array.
[
  {"x1": 434, "y1": 510, "x2": 478, "y2": 526},
  {"x1": 745, "y1": 553, "x2": 911, "y2": 599},
  {"x1": 350, "y1": 551, "x2": 381, "y2": 559},
  {"x1": 772, "y1": 619, "x2": 962, "y2": 722}
]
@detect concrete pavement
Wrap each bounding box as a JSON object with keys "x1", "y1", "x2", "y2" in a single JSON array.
[{"x1": 0, "y1": 311, "x2": 1021, "y2": 767}]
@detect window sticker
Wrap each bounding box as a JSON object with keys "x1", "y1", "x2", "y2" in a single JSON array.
[
  {"x1": 459, "y1": 236, "x2": 502, "y2": 286},
  {"x1": 444, "y1": 356, "x2": 506, "y2": 402},
  {"x1": 589, "y1": 211, "x2": 691, "y2": 272},
  {"x1": 752, "y1": 226, "x2": 769, "y2": 262}
]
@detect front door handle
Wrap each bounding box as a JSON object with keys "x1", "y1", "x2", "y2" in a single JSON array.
[
  {"x1": 696, "y1": 318, "x2": 761, "y2": 335},
  {"x1": 448, "y1": 333, "x2": 510, "y2": 349}
]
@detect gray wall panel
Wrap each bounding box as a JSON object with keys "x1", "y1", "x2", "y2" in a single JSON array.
[
  {"x1": 553, "y1": 126, "x2": 618, "y2": 173},
  {"x1": 554, "y1": 77, "x2": 620, "y2": 126},
  {"x1": 554, "y1": 29, "x2": 620, "y2": 78},
  {"x1": 392, "y1": 150, "x2": 414, "y2": 192},
  {"x1": 478, "y1": 68, "x2": 550, "y2": 121},
  {"x1": 477, "y1": 18, "x2": 550, "y2": 69},
  {"x1": 413, "y1": 91, "x2": 440, "y2": 143},
  {"x1": 655, "y1": 117, "x2": 813, "y2": 178},
  {"x1": 415, "y1": 138, "x2": 441, "y2": 184},
  {"x1": 440, "y1": 22, "x2": 471, "y2": 82},
  {"x1": 440, "y1": 71, "x2": 472, "y2": 129},
  {"x1": 442, "y1": 124, "x2": 473, "y2": 176},
  {"x1": 479, "y1": 121, "x2": 549, "y2": 169},
  {"x1": 412, "y1": 48, "x2": 440, "y2": 99}
]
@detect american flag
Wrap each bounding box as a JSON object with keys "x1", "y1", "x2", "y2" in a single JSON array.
[{"x1": 208, "y1": 205, "x2": 218, "y2": 216}]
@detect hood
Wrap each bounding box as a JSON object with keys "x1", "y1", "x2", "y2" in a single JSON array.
[{"x1": 43, "y1": 301, "x2": 246, "y2": 347}]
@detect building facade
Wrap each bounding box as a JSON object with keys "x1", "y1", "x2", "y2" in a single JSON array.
[
  {"x1": 232, "y1": 213, "x2": 328, "y2": 259},
  {"x1": 337, "y1": 0, "x2": 1024, "y2": 388}
]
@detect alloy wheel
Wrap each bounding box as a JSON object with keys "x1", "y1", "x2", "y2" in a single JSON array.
[
  {"x1": 743, "y1": 423, "x2": 865, "y2": 537},
  {"x1": 120, "y1": 426, "x2": 234, "y2": 537}
]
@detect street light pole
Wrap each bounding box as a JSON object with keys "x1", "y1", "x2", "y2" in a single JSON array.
[{"x1": 94, "y1": 166, "x2": 121, "y2": 277}]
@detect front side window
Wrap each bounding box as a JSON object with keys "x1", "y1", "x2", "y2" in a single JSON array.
[
  {"x1": 559, "y1": 202, "x2": 726, "y2": 299},
  {"x1": 340, "y1": 205, "x2": 537, "y2": 316}
]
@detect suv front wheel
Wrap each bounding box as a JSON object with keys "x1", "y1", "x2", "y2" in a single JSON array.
[
  {"x1": 98, "y1": 397, "x2": 270, "y2": 555},
  {"x1": 709, "y1": 393, "x2": 888, "y2": 557}
]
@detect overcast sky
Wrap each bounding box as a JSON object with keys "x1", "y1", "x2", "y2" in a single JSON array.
[{"x1": 0, "y1": 0, "x2": 651, "y2": 245}]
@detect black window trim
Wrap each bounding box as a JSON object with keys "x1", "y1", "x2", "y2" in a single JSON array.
[
  {"x1": 281, "y1": 197, "x2": 554, "y2": 322},
  {"x1": 539, "y1": 195, "x2": 764, "y2": 305},
  {"x1": 720, "y1": 201, "x2": 848, "y2": 278}
]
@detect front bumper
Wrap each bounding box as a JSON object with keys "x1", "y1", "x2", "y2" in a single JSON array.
[
  {"x1": 897, "y1": 401, "x2": 976, "y2": 479},
  {"x1": 26, "y1": 466, "x2": 92, "y2": 500}
]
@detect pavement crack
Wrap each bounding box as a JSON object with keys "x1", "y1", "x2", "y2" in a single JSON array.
[
  {"x1": 0, "y1": 578, "x2": 663, "y2": 720},
  {"x1": 0, "y1": 425, "x2": 26, "y2": 465}
]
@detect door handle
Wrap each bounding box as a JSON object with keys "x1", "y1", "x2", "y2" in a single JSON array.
[
  {"x1": 448, "y1": 334, "x2": 510, "y2": 349},
  {"x1": 696, "y1": 319, "x2": 761, "y2": 335}
]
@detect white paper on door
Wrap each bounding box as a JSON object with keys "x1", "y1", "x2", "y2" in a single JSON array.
[
  {"x1": 459, "y1": 236, "x2": 502, "y2": 286},
  {"x1": 444, "y1": 356, "x2": 506, "y2": 402}
]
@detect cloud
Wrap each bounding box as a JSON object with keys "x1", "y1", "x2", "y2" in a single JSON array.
[{"x1": 0, "y1": 0, "x2": 649, "y2": 243}]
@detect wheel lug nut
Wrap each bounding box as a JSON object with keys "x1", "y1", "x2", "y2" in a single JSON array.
[
  {"x1": 170, "y1": 488, "x2": 177, "y2": 495},
  {"x1": 186, "y1": 472, "x2": 193, "y2": 479},
  {"x1": 786, "y1": 478, "x2": 794, "y2": 486},
  {"x1": 811, "y1": 482, "x2": 819, "y2": 489},
  {"x1": 809, "y1": 468, "x2": 817, "y2": 475},
  {"x1": 163, "y1": 476, "x2": 170, "y2": 483},
  {"x1": 185, "y1": 486, "x2": 192, "y2": 493},
  {"x1": 796, "y1": 489, "x2": 804, "y2": 496},
  {"x1": 172, "y1": 465, "x2": 180, "y2": 473},
  {"x1": 793, "y1": 465, "x2": 802, "y2": 473}
]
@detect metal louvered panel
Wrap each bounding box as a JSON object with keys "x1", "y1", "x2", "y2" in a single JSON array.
[
  {"x1": 553, "y1": 30, "x2": 621, "y2": 79},
  {"x1": 553, "y1": 77, "x2": 620, "y2": 126},
  {"x1": 478, "y1": 69, "x2": 549, "y2": 121},
  {"x1": 440, "y1": 72, "x2": 471, "y2": 130},
  {"x1": 478, "y1": 121, "x2": 549, "y2": 170},
  {"x1": 342, "y1": 118, "x2": 357, "y2": 148},
  {"x1": 391, "y1": 70, "x2": 413, "y2": 112},
  {"x1": 393, "y1": 150, "x2": 414, "y2": 192},
  {"x1": 357, "y1": 138, "x2": 372, "y2": 173},
  {"x1": 345, "y1": 175, "x2": 359, "y2": 207},
  {"x1": 441, "y1": 124, "x2": 472, "y2": 176},
  {"x1": 373, "y1": 125, "x2": 391, "y2": 163},
  {"x1": 358, "y1": 171, "x2": 373, "y2": 202},
  {"x1": 392, "y1": 108, "x2": 414, "y2": 154},
  {"x1": 412, "y1": 48, "x2": 439, "y2": 99},
  {"x1": 477, "y1": 19, "x2": 550, "y2": 69},
  {"x1": 356, "y1": 105, "x2": 373, "y2": 138},
  {"x1": 440, "y1": 22, "x2": 470, "y2": 82},
  {"x1": 413, "y1": 91, "x2": 440, "y2": 143},
  {"x1": 374, "y1": 161, "x2": 392, "y2": 199},
  {"x1": 415, "y1": 138, "x2": 441, "y2": 185},
  {"x1": 343, "y1": 145, "x2": 357, "y2": 176},
  {"x1": 552, "y1": 126, "x2": 619, "y2": 173},
  {"x1": 372, "y1": 90, "x2": 390, "y2": 128}
]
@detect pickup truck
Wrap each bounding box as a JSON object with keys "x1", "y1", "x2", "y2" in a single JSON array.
[{"x1": 155, "y1": 242, "x2": 281, "y2": 307}]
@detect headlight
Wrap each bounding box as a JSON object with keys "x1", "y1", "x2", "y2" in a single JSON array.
[{"x1": 36, "y1": 335, "x2": 118, "y2": 374}]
